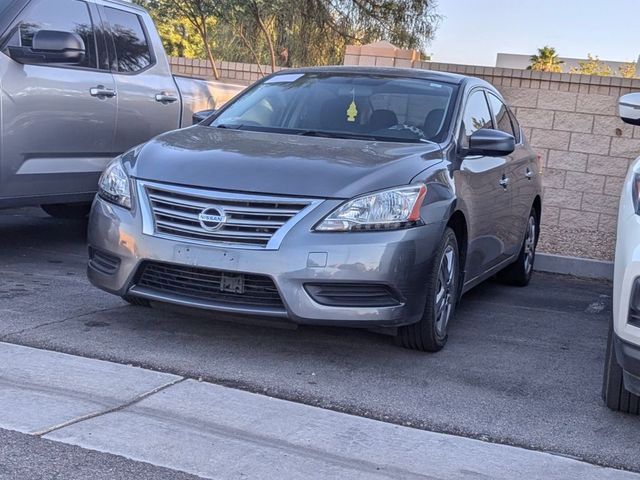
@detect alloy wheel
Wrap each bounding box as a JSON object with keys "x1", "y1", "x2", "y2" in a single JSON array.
[
  {"x1": 524, "y1": 215, "x2": 536, "y2": 275},
  {"x1": 435, "y1": 245, "x2": 456, "y2": 336}
]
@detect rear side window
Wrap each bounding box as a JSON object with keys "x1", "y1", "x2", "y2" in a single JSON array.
[
  {"x1": 104, "y1": 7, "x2": 152, "y2": 73},
  {"x1": 461, "y1": 90, "x2": 493, "y2": 139},
  {"x1": 488, "y1": 93, "x2": 516, "y2": 138},
  {"x1": 8, "y1": 0, "x2": 97, "y2": 69}
]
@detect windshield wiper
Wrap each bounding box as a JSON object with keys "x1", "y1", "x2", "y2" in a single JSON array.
[
  {"x1": 214, "y1": 124, "x2": 244, "y2": 130},
  {"x1": 297, "y1": 130, "x2": 377, "y2": 141}
]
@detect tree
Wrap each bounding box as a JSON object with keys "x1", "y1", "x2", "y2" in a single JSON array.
[
  {"x1": 138, "y1": 0, "x2": 221, "y2": 79},
  {"x1": 528, "y1": 46, "x2": 563, "y2": 73},
  {"x1": 570, "y1": 54, "x2": 612, "y2": 76},
  {"x1": 139, "y1": 0, "x2": 441, "y2": 70},
  {"x1": 619, "y1": 62, "x2": 638, "y2": 79}
]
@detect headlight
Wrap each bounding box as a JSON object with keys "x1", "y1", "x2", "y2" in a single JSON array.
[
  {"x1": 98, "y1": 157, "x2": 131, "y2": 209},
  {"x1": 315, "y1": 184, "x2": 427, "y2": 232}
]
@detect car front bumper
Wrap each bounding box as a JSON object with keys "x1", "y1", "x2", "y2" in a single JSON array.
[
  {"x1": 87, "y1": 195, "x2": 446, "y2": 327},
  {"x1": 613, "y1": 160, "x2": 640, "y2": 393}
]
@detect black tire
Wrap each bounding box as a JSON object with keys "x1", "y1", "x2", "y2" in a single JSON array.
[
  {"x1": 396, "y1": 227, "x2": 459, "y2": 352},
  {"x1": 41, "y1": 203, "x2": 91, "y2": 219},
  {"x1": 498, "y1": 207, "x2": 538, "y2": 287},
  {"x1": 602, "y1": 322, "x2": 640, "y2": 414},
  {"x1": 123, "y1": 295, "x2": 151, "y2": 307}
]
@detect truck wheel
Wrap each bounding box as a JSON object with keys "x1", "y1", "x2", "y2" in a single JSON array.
[
  {"x1": 123, "y1": 295, "x2": 151, "y2": 307},
  {"x1": 498, "y1": 208, "x2": 538, "y2": 287},
  {"x1": 41, "y1": 203, "x2": 91, "y2": 219},
  {"x1": 602, "y1": 323, "x2": 640, "y2": 414},
  {"x1": 396, "y1": 227, "x2": 459, "y2": 352}
]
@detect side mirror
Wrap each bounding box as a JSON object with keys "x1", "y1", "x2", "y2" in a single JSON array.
[
  {"x1": 8, "y1": 30, "x2": 85, "y2": 65},
  {"x1": 466, "y1": 129, "x2": 516, "y2": 157},
  {"x1": 619, "y1": 93, "x2": 640, "y2": 126},
  {"x1": 192, "y1": 109, "x2": 216, "y2": 125}
]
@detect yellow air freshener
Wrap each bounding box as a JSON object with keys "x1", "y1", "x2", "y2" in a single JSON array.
[{"x1": 346, "y1": 101, "x2": 358, "y2": 122}]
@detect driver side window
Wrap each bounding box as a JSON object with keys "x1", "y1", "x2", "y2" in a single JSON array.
[
  {"x1": 461, "y1": 90, "x2": 493, "y2": 140},
  {"x1": 7, "y1": 0, "x2": 97, "y2": 69}
]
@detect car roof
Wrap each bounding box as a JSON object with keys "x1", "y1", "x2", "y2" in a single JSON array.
[
  {"x1": 101, "y1": 0, "x2": 148, "y2": 13},
  {"x1": 279, "y1": 65, "x2": 475, "y2": 86}
]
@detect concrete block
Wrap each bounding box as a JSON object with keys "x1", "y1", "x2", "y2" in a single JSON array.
[
  {"x1": 569, "y1": 133, "x2": 612, "y2": 155},
  {"x1": 530, "y1": 129, "x2": 571, "y2": 150},
  {"x1": 547, "y1": 150, "x2": 588, "y2": 172},
  {"x1": 537, "y1": 90, "x2": 578, "y2": 112},
  {"x1": 553, "y1": 111, "x2": 594, "y2": 133}
]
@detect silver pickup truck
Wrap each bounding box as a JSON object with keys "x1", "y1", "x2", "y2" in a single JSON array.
[{"x1": 0, "y1": 0, "x2": 217, "y2": 218}]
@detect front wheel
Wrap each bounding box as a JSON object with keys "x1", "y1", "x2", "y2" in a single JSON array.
[
  {"x1": 602, "y1": 323, "x2": 640, "y2": 414},
  {"x1": 41, "y1": 203, "x2": 91, "y2": 219},
  {"x1": 396, "y1": 228, "x2": 459, "y2": 352},
  {"x1": 498, "y1": 208, "x2": 538, "y2": 287}
]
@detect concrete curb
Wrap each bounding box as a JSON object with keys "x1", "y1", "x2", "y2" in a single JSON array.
[
  {"x1": 2, "y1": 342, "x2": 639, "y2": 479},
  {"x1": 535, "y1": 253, "x2": 613, "y2": 281}
]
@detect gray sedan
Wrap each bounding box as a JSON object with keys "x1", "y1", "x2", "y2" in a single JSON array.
[{"x1": 88, "y1": 66, "x2": 542, "y2": 352}]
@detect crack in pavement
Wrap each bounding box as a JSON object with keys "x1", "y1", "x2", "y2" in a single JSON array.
[
  {"x1": 34, "y1": 377, "x2": 187, "y2": 437},
  {"x1": 0, "y1": 306, "x2": 126, "y2": 341}
]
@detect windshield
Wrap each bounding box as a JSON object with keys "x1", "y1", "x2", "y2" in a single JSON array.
[
  {"x1": 0, "y1": 0, "x2": 17, "y2": 34},
  {"x1": 209, "y1": 73, "x2": 458, "y2": 143}
]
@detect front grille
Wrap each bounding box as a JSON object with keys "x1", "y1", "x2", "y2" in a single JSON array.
[
  {"x1": 136, "y1": 262, "x2": 284, "y2": 309},
  {"x1": 304, "y1": 283, "x2": 402, "y2": 307},
  {"x1": 143, "y1": 183, "x2": 311, "y2": 248}
]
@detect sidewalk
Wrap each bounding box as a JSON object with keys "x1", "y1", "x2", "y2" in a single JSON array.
[{"x1": 1, "y1": 341, "x2": 637, "y2": 480}]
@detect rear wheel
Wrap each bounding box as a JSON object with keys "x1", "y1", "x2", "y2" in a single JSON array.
[
  {"x1": 602, "y1": 323, "x2": 640, "y2": 414},
  {"x1": 41, "y1": 203, "x2": 91, "y2": 219},
  {"x1": 396, "y1": 228, "x2": 459, "y2": 352},
  {"x1": 498, "y1": 208, "x2": 537, "y2": 287}
]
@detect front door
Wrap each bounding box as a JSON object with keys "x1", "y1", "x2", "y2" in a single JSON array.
[
  {"x1": 0, "y1": 0, "x2": 117, "y2": 201},
  {"x1": 456, "y1": 89, "x2": 514, "y2": 280},
  {"x1": 98, "y1": 3, "x2": 180, "y2": 153}
]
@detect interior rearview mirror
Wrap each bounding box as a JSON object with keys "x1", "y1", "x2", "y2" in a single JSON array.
[
  {"x1": 466, "y1": 129, "x2": 516, "y2": 157},
  {"x1": 619, "y1": 93, "x2": 640, "y2": 126},
  {"x1": 192, "y1": 109, "x2": 216, "y2": 125},
  {"x1": 8, "y1": 30, "x2": 85, "y2": 65}
]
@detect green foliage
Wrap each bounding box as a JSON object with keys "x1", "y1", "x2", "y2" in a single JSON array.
[
  {"x1": 570, "y1": 54, "x2": 612, "y2": 76},
  {"x1": 528, "y1": 46, "x2": 563, "y2": 73},
  {"x1": 137, "y1": 0, "x2": 440, "y2": 69},
  {"x1": 619, "y1": 62, "x2": 638, "y2": 79}
]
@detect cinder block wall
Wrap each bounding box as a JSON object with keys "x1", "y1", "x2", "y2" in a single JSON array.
[
  {"x1": 169, "y1": 57, "x2": 281, "y2": 85},
  {"x1": 346, "y1": 51, "x2": 640, "y2": 261},
  {"x1": 170, "y1": 47, "x2": 640, "y2": 261}
]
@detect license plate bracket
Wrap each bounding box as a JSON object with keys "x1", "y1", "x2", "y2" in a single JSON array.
[{"x1": 220, "y1": 272, "x2": 245, "y2": 294}]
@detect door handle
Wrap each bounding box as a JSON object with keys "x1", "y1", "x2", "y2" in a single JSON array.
[
  {"x1": 155, "y1": 92, "x2": 178, "y2": 104},
  {"x1": 90, "y1": 85, "x2": 117, "y2": 98},
  {"x1": 525, "y1": 168, "x2": 533, "y2": 180},
  {"x1": 499, "y1": 176, "x2": 510, "y2": 189}
]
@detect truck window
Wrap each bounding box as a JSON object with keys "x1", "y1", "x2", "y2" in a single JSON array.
[
  {"x1": 104, "y1": 7, "x2": 152, "y2": 73},
  {"x1": 6, "y1": 0, "x2": 97, "y2": 69}
]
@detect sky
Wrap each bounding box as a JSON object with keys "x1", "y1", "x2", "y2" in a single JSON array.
[{"x1": 428, "y1": 0, "x2": 640, "y2": 67}]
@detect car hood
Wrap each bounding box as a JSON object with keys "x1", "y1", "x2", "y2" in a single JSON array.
[{"x1": 127, "y1": 126, "x2": 443, "y2": 199}]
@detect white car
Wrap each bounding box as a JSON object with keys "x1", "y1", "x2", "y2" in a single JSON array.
[{"x1": 603, "y1": 93, "x2": 640, "y2": 413}]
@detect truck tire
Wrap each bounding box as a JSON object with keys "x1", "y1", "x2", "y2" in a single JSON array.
[
  {"x1": 396, "y1": 228, "x2": 459, "y2": 352},
  {"x1": 41, "y1": 203, "x2": 91, "y2": 219},
  {"x1": 498, "y1": 208, "x2": 538, "y2": 287},
  {"x1": 602, "y1": 323, "x2": 640, "y2": 414}
]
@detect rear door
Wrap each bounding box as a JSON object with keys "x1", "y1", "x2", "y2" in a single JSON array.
[
  {"x1": 457, "y1": 89, "x2": 513, "y2": 279},
  {"x1": 0, "y1": 0, "x2": 117, "y2": 201},
  {"x1": 487, "y1": 92, "x2": 535, "y2": 254},
  {"x1": 98, "y1": 3, "x2": 181, "y2": 153}
]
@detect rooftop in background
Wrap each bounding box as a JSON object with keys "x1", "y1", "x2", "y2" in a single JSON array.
[{"x1": 496, "y1": 53, "x2": 640, "y2": 77}]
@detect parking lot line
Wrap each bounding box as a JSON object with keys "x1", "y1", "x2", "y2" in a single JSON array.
[{"x1": 1, "y1": 341, "x2": 638, "y2": 480}]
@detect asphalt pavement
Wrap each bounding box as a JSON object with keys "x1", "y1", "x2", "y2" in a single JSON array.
[{"x1": 0, "y1": 207, "x2": 638, "y2": 473}]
